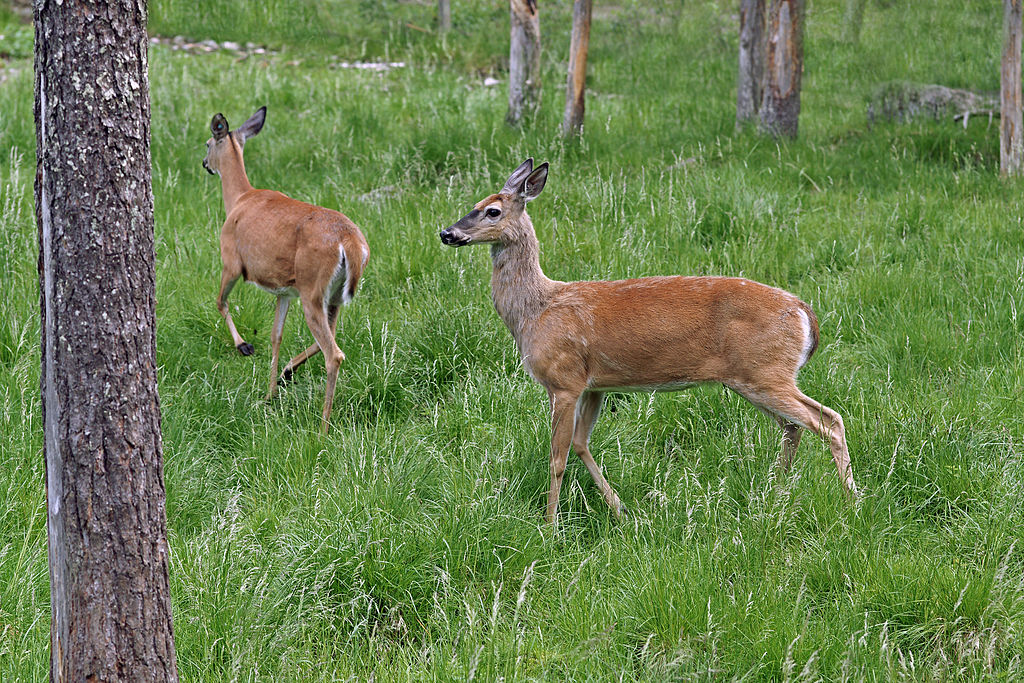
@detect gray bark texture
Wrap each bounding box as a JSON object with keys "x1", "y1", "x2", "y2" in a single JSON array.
[
  {"x1": 34, "y1": 0, "x2": 179, "y2": 680},
  {"x1": 507, "y1": 0, "x2": 541, "y2": 126},
  {"x1": 438, "y1": 0, "x2": 451, "y2": 33},
  {"x1": 759, "y1": 0, "x2": 804, "y2": 139},
  {"x1": 1002, "y1": 0, "x2": 1023, "y2": 176},
  {"x1": 561, "y1": 0, "x2": 592, "y2": 137},
  {"x1": 737, "y1": 0, "x2": 766, "y2": 127}
]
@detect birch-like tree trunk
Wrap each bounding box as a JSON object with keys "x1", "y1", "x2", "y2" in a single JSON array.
[
  {"x1": 507, "y1": 0, "x2": 541, "y2": 126},
  {"x1": 1002, "y1": 0, "x2": 1023, "y2": 176},
  {"x1": 842, "y1": 0, "x2": 866, "y2": 44},
  {"x1": 439, "y1": 0, "x2": 451, "y2": 34},
  {"x1": 737, "y1": 0, "x2": 766, "y2": 127},
  {"x1": 35, "y1": 0, "x2": 179, "y2": 679},
  {"x1": 759, "y1": 0, "x2": 805, "y2": 139},
  {"x1": 562, "y1": 0, "x2": 593, "y2": 137}
]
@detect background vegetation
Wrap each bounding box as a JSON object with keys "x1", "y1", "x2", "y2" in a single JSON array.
[{"x1": 2, "y1": 0, "x2": 1023, "y2": 679}]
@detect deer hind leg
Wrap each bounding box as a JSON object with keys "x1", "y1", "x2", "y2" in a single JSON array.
[
  {"x1": 736, "y1": 383, "x2": 855, "y2": 495},
  {"x1": 572, "y1": 391, "x2": 623, "y2": 518},
  {"x1": 266, "y1": 296, "x2": 292, "y2": 400},
  {"x1": 547, "y1": 389, "x2": 581, "y2": 527},
  {"x1": 281, "y1": 293, "x2": 344, "y2": 384},
  {"x1": 794, "y1": 393, "x2": 856, "y2": 495},
  {"x1": 300, "y1": 297, "x2": 344, "y2": 435},
  {"x1": 773, "y1": 415, "x2": 803, "y2": 482},
  {"x1": 292, "y1": 295, "x2": 348, "y2": 380},
  {"x1": 280, "y1": 342, "x2": 321, "y2": 384},
  {"x1": 217, "y1": 269, "x2": 253, "y2": 355}
]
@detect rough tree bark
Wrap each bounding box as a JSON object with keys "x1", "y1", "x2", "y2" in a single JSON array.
[
  {"x1": 35, "y1": 0, "x2": 179, "y2": 680},
  {"x1": 737, "y1": 0, "x2": 766, "y2": 127},
  {"x1": 561, "y1": 0, "x2": 593, "y2": 137},
  {"x1": 507, "y1": 0, "x2": 541, "y2": 126},
  {"x1": 759, "y1": 0, "x2": 805, "y2": 139},
  {"x1": 438, "y1": 0, "x2": 451, "y2": 34},
  {"x1": 1002, "y1": 0, "x2": 1023, "y2": 176},
  {"x1": 842, "y1": 0, "x2": 866, "y2": 44}
]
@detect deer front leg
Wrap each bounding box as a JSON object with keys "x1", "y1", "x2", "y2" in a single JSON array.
[
  {"x1": 217, "y1": 269, "x2": 252, "y2": 355},
  {"x1": 266, "y1": 295, "x2": 291, "y2": 400},
  {"x1": 572, "y1": 391, "x2": 623, "y2": 518},
  {"x1": 546, "y1": 390, "x2": 579, "y2": 526}
]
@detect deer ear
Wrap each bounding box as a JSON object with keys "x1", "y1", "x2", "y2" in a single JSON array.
[
  {"x1": 236, "y1": 106, "x2": 267, "y2": 144},
  {"x1": 211, "y1": 113, "x2": 230, "y2": 140},
  {"x1": 501, "y1": 158, "x2": 534, "y2": 195},
  {"x1": 523, "y1": 163, "x2": 548, "y2": 202}
]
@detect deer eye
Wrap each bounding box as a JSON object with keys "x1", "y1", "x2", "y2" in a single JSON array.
[{"x1": 486, "y1": 207, "x2": 501, "y2": 218}]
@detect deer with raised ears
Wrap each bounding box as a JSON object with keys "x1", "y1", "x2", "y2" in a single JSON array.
[
  {"x1": 203, "y1": 106, "x2": 369, "y2": 434},
  {"x1": 440, "y1": 158, "x2": 855, "y2": 526}
]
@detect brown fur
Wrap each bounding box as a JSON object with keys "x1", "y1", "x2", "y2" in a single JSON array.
[
  {"x1": 441, "y1": 159, "x2": 854, "y2": 526},
  {"x1": 204, "y1": 108, "x2": 369, "y2": 434}
]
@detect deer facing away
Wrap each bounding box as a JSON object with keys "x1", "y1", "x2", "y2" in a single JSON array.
[
  {"x1": 440, "y1": 159, "x2": 855, "y2": 525},
  {"x1": 203, "y1": 106, "x2": 369, "y2": 434}
]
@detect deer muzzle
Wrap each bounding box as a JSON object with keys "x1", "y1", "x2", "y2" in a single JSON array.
[{"x1": 439, "y1": 226, "x2": 471, "y2": 246}]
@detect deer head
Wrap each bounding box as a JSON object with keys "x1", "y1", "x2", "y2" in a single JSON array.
[
  {"x1": 440, "y1": 158, "x2": 549, "y2": 246},
  {"x1": 202, "y1": 106, "x2": 267, "y2": 176}
]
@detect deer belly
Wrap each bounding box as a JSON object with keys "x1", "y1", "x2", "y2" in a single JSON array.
[
  {"x1": 589, "y1": 380, "x2": 700, "y2": 393},
  {"x1": 251, "y1": 281, "x2": 299, "y2": 298}
]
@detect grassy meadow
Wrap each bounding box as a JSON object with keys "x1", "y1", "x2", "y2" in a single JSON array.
[{"x1": 3, "y1": 0, "x2": 1024, "y2": 679}]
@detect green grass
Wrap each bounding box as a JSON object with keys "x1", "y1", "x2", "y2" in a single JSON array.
[{"x1": 3, "y1": 0, "x2": 1024, "y2": 679}]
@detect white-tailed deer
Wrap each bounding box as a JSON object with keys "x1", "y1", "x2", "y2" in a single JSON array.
[
  {"x1": 440, "y1": 159, "x2": 855, "y2": 525},
  {"x1": 203, "y1": 106, "x2": 369, "y2": 434}
]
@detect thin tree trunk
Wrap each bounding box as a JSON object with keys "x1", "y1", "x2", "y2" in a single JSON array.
[
  {"x1": 1002, "y1": 0, "x2": 1023, "y2": 177},
  {"x1": 439, "y1": 0, "x2": 451, "y2": 34},
  {"x1": 842, "y1": 0, "x2": 866, "y2": 44},
  {"x1": 737, "y1": 0, "x2": 766, "y2": 127},
  {"x1": 35, "y1": 0, "x2": 179, "y2": 680},
  {"x1": 759, "y1": 0, "x2": 805, "y2": 139},
  {"x1": 562, "y1": 0, "x2": 593, "y2": 137},
  {"x1": 507, "y1": 0, "x2": 541, "y2": 126}
]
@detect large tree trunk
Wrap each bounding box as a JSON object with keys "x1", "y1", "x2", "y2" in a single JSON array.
[
  {"x1": 507, "y1": 0, "x2": 541, "y2": 126},
  {"x1": 35, "y1": 0, "x2": 179, "y2": 680},
  {"x1": 561, "y1": 0, "x2": 593, "y2": 137},
  {"x1": 1002, "y1": 0, "x2": 1023, "y2": 177},
  {"x1": 438, "y1": 0, "x2": 451, "y2": 34},
  {"x1": 737, "y1": 0, "x2": 766, "y2": 127},
  {"x1": 759, "y1": 0, "x2": 805, "y2": 139}
]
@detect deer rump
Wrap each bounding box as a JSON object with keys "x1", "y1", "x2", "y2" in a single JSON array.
[{"x1": 226, "y1": 190, "x2": 365, "y2": 306}]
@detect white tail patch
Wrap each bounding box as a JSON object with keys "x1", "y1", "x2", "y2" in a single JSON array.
[
  {"x1": 329, "y1": 244, "x2": 352, "y2": 310},
  {"x1": 798, "y1": 307, "x2": 814, "y2": 369},
  {"x1": 341, "y1": 246, "x2": 354, "y2": 305}
]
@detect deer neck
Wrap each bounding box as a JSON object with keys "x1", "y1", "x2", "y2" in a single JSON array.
[
  {"x1": 219, "y1": 139, "x2": 254, "y2": 215},
  {"x1": 489, "y1": 215, "x2": 556, "y2": 350}
]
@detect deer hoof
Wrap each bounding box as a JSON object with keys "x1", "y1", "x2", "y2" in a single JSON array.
[
  {"x1": 236, "y1": 342, "x2": 255, "y2": 356},
  {"x1": 279, "y1": 367, "x2": 294, "y2": 384}
]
